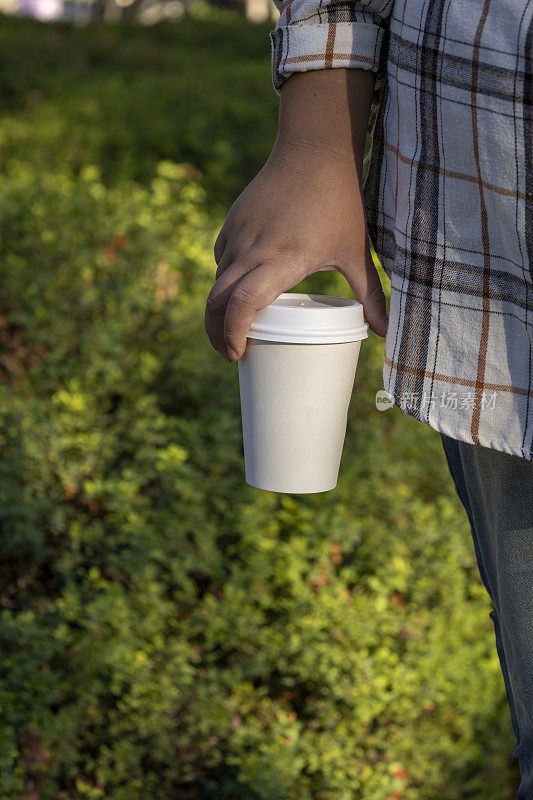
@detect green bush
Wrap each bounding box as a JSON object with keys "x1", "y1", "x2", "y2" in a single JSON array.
[
  {"x1": 0, "y1": 13, "x2": 278, "y2": 216},
  {"x1": 0, "y1": 15, "x2": 519, "y2": 800}
]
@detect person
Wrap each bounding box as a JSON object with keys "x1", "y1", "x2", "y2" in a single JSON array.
[{"x1": 203, "y1": 1, "x2": 533, "y2": 794}]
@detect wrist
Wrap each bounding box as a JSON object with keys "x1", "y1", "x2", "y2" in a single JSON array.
[
  {"x1": 276, "y1": 68, "x2": 375, "y2": 164},
  {"x1": 273, "y1": 131, "x2": 359, "y2": 161}
]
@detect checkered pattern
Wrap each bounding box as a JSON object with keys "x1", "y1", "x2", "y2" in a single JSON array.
[
  {"x1": 270, "y1": 0, "x2": 393, "y2": 91},
  {"x1": 270, "y1": 0, "x2": 533, "y2": 461}
]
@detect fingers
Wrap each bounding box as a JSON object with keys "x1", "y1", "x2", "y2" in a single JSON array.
[
  {"x1": 341, "y1": 253, "x2": 389, "y2": 339},
  {"x1": 213, "y1": 230, "x2": 227, "y2": 264},
  {"x1": 223, "y1": 263, "x2": 292, "y2": 360},
  {"x1": 205, "y1": 260, "x2": 251, "y2": 360},
  {"x1": 215, "y1": 248, "x2": 233, "y2": 280},
  {"x1": 208, "y1": 222, "x2": 388, "y2": 365},
  {"x1": 361, "y1": 279, "x2": 389, "y2": 338},
  {"x1": 206, "y1": 255, "x2": 263, "y2": 359},
  {"x1": 205, "y1": 258, "x2": 297, "y2": 362},
  {"x1": 214, "y1": 226, "x2": 258, "y2": 280}
]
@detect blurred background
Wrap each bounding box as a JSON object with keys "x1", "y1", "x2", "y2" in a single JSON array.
[
  {"x1": 0, "y1": 4, "x2": 521, "y2": 799},
  {"x1": 0, "y1": 0, "x2": 278, "y2": 25}
]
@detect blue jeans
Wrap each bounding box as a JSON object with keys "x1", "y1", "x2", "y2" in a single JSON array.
[{"x1": 440, "y1": 433, "x2": 533, "y2": 799}]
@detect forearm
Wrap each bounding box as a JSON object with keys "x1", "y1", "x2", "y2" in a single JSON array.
[{"x1": 275, "y1": 68, "x2": 376, "y2": 168}]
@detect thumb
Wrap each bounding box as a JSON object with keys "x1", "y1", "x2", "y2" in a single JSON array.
[{"x1": 343, "y1": 255, "x2": 388, "y2": 339}]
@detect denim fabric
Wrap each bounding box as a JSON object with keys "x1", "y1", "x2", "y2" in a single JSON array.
[{"x1": 440, "y1": 432, "x2": 533, "y2": 799}]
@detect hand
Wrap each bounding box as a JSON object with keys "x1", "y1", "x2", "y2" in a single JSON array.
[
  {"x1": 205, "y1": 68, "x2": 388, "y2": 362},
  {"x1": 204, "y1": 136, "x2": 388, "y2": 362}
]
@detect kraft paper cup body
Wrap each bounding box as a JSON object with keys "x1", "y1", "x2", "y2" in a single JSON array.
[{"x1": 237, "y1": 293, "x2": 369, "y2": 494}]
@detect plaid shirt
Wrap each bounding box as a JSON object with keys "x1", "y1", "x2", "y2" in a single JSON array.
[{"x1": 270, "y1": 0, "x2": 533, "y2": 462}]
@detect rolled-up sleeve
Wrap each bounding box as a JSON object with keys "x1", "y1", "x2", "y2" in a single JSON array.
[{"x1": 270, "y1": 0, "x2": 393, "y2": 95}]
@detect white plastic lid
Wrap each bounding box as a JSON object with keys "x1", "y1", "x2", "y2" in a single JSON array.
[{"x1": 247, "y1": 292, "x2": 369, "y2": 344}]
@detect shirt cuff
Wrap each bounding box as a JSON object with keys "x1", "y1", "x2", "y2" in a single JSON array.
[{"x1": 270, "y1": 21, "x2": 384, "y2": 95}]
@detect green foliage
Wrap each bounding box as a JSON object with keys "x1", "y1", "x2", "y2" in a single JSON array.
[
  {"x1": 0, "y1": 13, "x2": 278, "y2": 217},
  {"x1": 0, "y1": 13, "x2": 519, "y2": 800}
]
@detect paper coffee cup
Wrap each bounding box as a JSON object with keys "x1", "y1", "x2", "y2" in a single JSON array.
[{"x1": 237, "y1": 292, "x2": 369, "y2": 493}]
